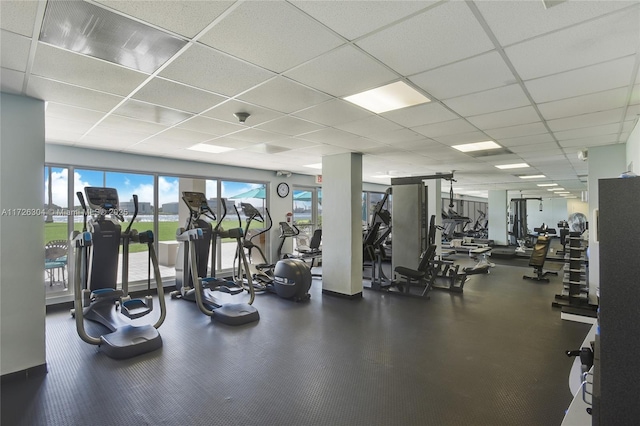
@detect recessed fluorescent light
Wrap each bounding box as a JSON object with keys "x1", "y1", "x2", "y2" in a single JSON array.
[
  {"x1": 452, "y1": 141, "x2": 501, "y2": 153},
  {"x1": 537, "y1": 183, "x2": 558, "y2": 187},
  {"x1": 519, "y1": 174, "x2": 546, "y2": 179},
  {"x1": 556, "y1": 191, "x2": 570, "y2": 194},
  {"x1": 188, "y1": 143, "x2": 235, "y2": 154},
  {"x1": 495, "y1": 163, "x2": 529, "y2": 169},
  {"x1": 304, "y1": 163, "x2": 322, "y2": 169},
  {"x1": 343, "y1": 81, "x2": 430, "y2": 114},
  {"x1": 372, "y1": 175, "x2": 393, "y2": 178},
  {"x1": 548, "y1": 188, "x2": 565, "y2": 191}
]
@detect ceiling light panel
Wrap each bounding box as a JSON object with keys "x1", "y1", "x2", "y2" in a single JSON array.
[
  {"x1": 39, "y1": 1, "x2": 187, "y2": 74},
  {"x1": 537, "y1": 183, "x2": 558, "y2": 187},
  {"x1": 495, "y1": 163, "x2": 529, "y2": 169},
  {"x1": 518, "y1": 174, "x2": 546, "y2": 179},
  {"x1": 343, "y1": 81, "x2": 430, "y2": 114},
  {"x1": 188, "y1": 144, "x2": 235, "y2": 154},
  {"x1": 452, "y1": 141, "x2": 501, "y2": 152}
]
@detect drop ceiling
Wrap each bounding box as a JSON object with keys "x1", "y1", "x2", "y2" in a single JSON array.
[{"x1": 1, "y1": 0, "x2": 639, "y2": 199}]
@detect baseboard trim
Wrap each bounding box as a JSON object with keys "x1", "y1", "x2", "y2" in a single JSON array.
[
  {"x1": 321, "y1": 289, "x2": 363, "y2": 300},
  {"x1": 1, "y1": 363, "x2": 48, "y2": 383}
]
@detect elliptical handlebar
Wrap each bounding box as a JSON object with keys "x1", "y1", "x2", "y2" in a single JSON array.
[
  {"x1": 124, "y1": 194, "x2": 138, "y2": 235},
  {"x1": 77, "y1": 191, "x2": 88, "y2": 232}
]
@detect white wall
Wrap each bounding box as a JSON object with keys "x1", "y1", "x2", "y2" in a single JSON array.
[
  {"x1": 626, "y1": 119, "x2": 640, "y2": 174},
  {"x1": 526, "y1": 197, "x2": 568, "y2": 231},
  {"x1": 488, "y1": 190, "x2": 508, "y2": 245},
  {"x1": 567, "y1": 199, "x2": 589, "y2": 217},
  {"x1": 1, "y1": 94, "x2": 46, "y2": 376},
  {"x1": 587, "y1": 144, "x2": 627, "y2": 299}
]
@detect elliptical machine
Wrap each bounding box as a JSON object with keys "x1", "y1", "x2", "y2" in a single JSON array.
[
  {"x1": 71, "y1": 187, "x2": 166, "y2": 359},
  {"x1": 237, "y1": 202, "x2": 311, "y2": 302},
  {"x1": 172, "y1": 192, "x2": 259, "y2": 325}
]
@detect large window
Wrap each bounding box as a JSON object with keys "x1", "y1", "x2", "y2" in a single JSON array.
[
  {"x1": 290, "y1": 187, "x2": 321, "y2": 253},
  {"x1": 44, "y1": 166, "x2": 69, "y2": 297},
  {"x1": 221, "y1": 181, "x2": 267, "y2": 268}
]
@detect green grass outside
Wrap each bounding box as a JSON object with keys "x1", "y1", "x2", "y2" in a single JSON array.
[{"x1": 45, "y1": 219, "x2": 269, "y2": 253}]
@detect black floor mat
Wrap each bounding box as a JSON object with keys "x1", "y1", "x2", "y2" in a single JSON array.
[{"x1": 2, "y1": 264, "x2": 590, "y2": 426}]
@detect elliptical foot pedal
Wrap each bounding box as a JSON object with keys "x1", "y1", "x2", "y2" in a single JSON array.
[
  {"x1": 212, "y1": 303, "x2": 259, "y2": 326},
  {"x1": 121, "y1": 298, "x2": 153, "y2": 320},
  {"x1": 99, "y1": 325, "x2": 162, "y2": 359}
]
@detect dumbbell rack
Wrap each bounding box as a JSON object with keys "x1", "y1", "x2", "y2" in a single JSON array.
[{"x1": 552, "y1": 231, "x2": 597, "y2": 315}]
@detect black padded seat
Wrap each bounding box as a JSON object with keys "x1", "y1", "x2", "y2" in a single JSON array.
[{"x1": 393, "y1": 267, "x2": 425, "y2": 280}]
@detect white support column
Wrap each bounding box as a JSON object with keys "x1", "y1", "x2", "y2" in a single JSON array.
[
  {"x1": 427, "y1": 180, "x2": 442, "y2": 256},
  {"x1": 321, "y1": 153, "x2": 363, "y2": 298},
  {"x1": 488, "y1": 190, "x2": 508, "y2": 246},
  {"x1": 1, "y1": 93, "x2": 46, "y2": 377}
]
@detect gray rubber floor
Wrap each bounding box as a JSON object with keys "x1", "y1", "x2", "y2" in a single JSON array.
[{"x1": 2, "y1": 260, "x2": 591, "y2": 426}]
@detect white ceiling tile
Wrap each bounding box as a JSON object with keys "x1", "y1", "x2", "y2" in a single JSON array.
[
  {"x1": 267, "y1": 138, "x2": 319, "y2": 150},
  {"x1": 412, "y1": 119, "x2": 479, "y2": 139},
  {"x1": 97, "y1": 115, "x2": 168, "y2": 136},
  {"x1": 0, "y1": 67, "x2": 24, "y2": 94},
  {"x1": 467, "y1": 106, "x2": 541, "y2": 130},
  {"x1": 293, "y1": 99, "x2": 372, "y2": 126},
  {"x1": 509, "y1": 143, "x2": 562, "y2": 154},
  {"x1": 553, "y1": 123, "x2": 621, "y2": 141},
  {"x1": 505, "y1": 9, "x2": 640, "y2": 80},
  {"x1": 558, "y1": 135, "x2": 618, "y2": 148},
  {"x1": 26, "y1": 76, "x2": 124, "y2": 112},
  {"x1": 300, "y1": 128, "x2": 363, "y2": 144},
  {"x1": 113, "y1": 99, "x2": 193, "y2": 126},
  {"x1": 1, "y1": 30, "x2": 31, "y2": 72},
  {"x1": 176, "y1": 116, "x2": 243, "y2": 136},
  {"x1": 82, "y1": 126, "x2": 149, "y2": 147},
  {"x1": 32, "y1": 43, "x2": 148, "y2": 96},
  {"x1": 367, "y1": 129, "x2": 425, "y2": 144},
  {"x1": 538, "y1": 87, "x2": 630, "y2": 120},
  {"x1": 159, "y1": 43, "x2": 274, "y2": 97},
  {"x1": 291, "y1": 1, "x2": 435, "y2": 41},
  {"x1": 381, "y1": 102, "x2": 458, "y2": 127},
  {"x1": 125, "y1": 143, "x2": 182, "y2": 156},
  {"x1": 158, "y1": 128, "x2": 217, "y2": 144},
  {"x1": 625, "y1": 104, "x2": 640, "y2": 121},
  {"x1": 356, "y1": 1, "x2": 494, "y2": 75},
  {"x1": 631, "y1": 84, "x2": 640, "y2": 104},
  {"x1": 132, "y1": 77, "x2": 227, "y2": 114},
  {"x1": 243, "y1": 143, "x2": 291, "y2": 155},
  {"x1": 46, "y1": 103, "x2": 105, "y2": 124},
  {"x1": 0, "y1": 0, "x2": 39, "y2": 36},
  {"x1": 485, "y1": 122, "x2": 549, "y2": 140},
  {"x1": 443, "y1": 84, "x2": 531, "y2": 117},
  {"x1": 228, "y1": 128, "x2": 284, "y2": 143},
  {"x1": 547, "y1": 108, "x2": 626, "y2": 132},
  {"x1": 284, "y1": 44, "x2": 398, "y2": 98},
  {"x1": 199, "y1": 2, "x2": 343, "y2": 73},
  {"x1": 525, "y1": 56, "x2": 635, "y2": 103},
  {"x1": 255, "y1": 116, "x2": 325, "y2": 137},
  {"x1": 298, "y1": 144, "x2": 353, "y2": 156},
  {"x1": 203, "y1": 99, "x2": 284, "y2": 126},
  {"x1": 327, "y1": 137, "x2": 385, "y2": 151},
  {"x1": 518, "y1": 149, "x2": 564, "y2": 159},
  {"x1": 498, "y1": 133, "x2": 556, "y2": 147},
  {"x1": 334, "y1": 115, "x2": 403, "y2": 137},
  {"x1": 46, "y1": 116, "x2": 95, "y2": 139},
  {"x1": 238, "y1": 76, "x2": 331, "y2": 114},
  {"x1": 475, "y1": 1, "x2": 636, "y2": 46},
  {"x1": 392, "y1": 138, "x2": 442, "y2": 151},
  {"x1": 410, "y1": 51, "x2": 516, "y2": 100},
  {"x1": 96, "y1": 1, "x2": 234, "y2": 38}
]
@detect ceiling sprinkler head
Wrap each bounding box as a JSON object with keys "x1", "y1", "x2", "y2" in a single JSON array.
[{"x1": 234, "y1": 112, "x2": 250, "y2": 123}]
